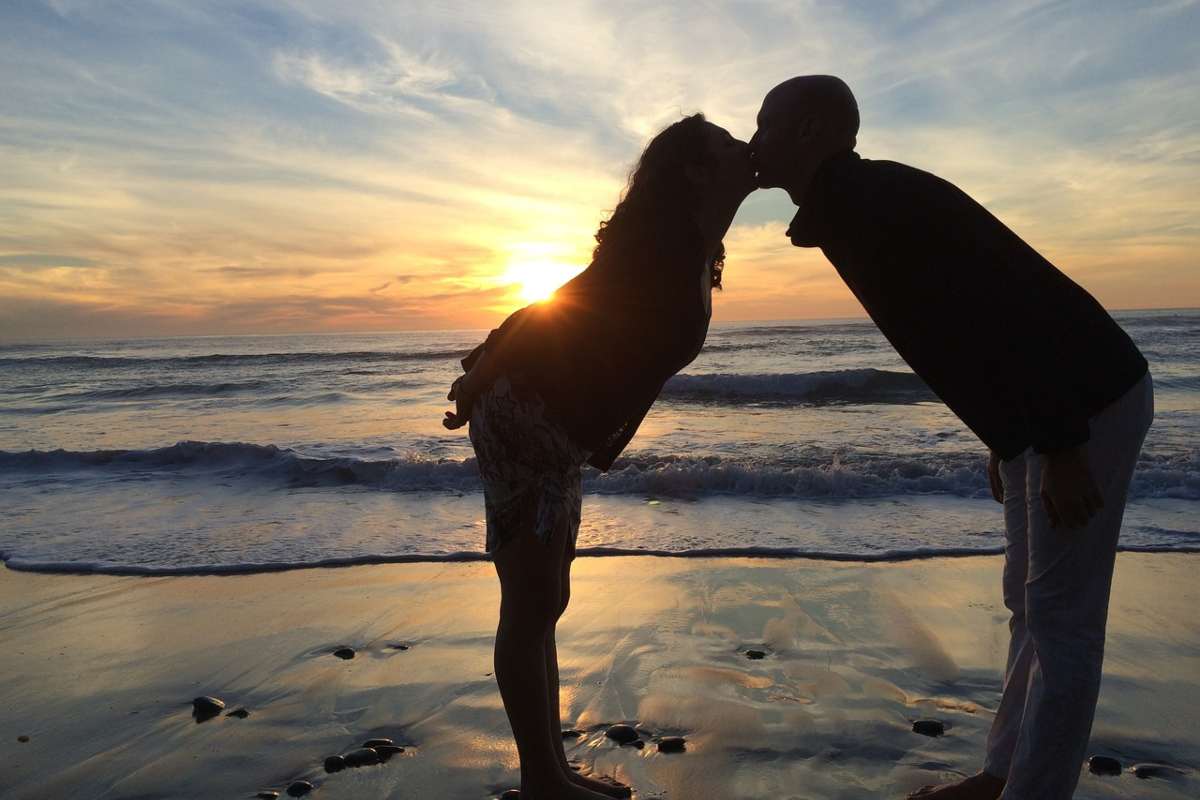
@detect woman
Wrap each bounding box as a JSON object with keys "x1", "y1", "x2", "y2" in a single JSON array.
[{"x1": 444, "y1": 114, "x2": 754, "y2": 800}]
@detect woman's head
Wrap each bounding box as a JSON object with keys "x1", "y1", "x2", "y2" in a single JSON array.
[{"x1": 593, "y1": 113, "x2": 754, "y2": 289}]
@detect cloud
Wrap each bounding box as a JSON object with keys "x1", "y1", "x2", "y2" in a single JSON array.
[
  {"x1": 0, "y1": 253, "x2": 97, "y2": 269},
  {"x1": 202, "y1": 265, "x2": 324, "y2": 279},
  {"x1": 0, "y1": 0, "x2": 1197, "y2": 337}
]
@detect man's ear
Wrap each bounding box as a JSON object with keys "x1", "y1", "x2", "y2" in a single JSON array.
[
  {"x1": 685, "y1": 162, "x2": 711, "y2": 186},
  {"x1": 796, "y1": 116, "x2": 818, "y2": 142}
]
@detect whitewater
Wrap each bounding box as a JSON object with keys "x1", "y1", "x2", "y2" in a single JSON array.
[{"x1": 2, "y1": 311, "x2": 1197, "y2": 574}]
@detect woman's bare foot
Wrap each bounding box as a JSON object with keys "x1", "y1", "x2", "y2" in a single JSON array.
[
  {"x1": 567, "y1": 770, "x2": 632, "y2": 798},
  {"x1": 517, "y1": 780, "x2": 615, "y2": 800},
  {"x1": 908, "y1": 772, "x2": 1006, "y2": 800}
]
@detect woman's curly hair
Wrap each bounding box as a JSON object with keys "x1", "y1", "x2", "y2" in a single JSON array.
[{"x1": 592, "y1": 113, "x2": 725, "y2": 289}]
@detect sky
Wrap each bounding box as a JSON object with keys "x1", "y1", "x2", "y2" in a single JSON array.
[{"x1": 1, "y1": 0, "x2": 1198, "y2": 340}]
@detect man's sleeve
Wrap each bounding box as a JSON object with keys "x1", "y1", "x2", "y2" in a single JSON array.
[
  {"x1": 918, "y1": 173, "x2": 1093, "y2": 454},
  {"x1": 865, "y1": 166, "x2": 1092, "y2": 454}
]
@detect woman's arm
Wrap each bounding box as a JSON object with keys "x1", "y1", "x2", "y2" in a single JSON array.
[{"x1": 443, "y1": 347, "x2": 501, "y2": 429}]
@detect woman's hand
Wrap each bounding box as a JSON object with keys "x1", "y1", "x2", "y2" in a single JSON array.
[
  {"x1": 443, "y1": 374, "x2": 476, "y2": 430},
  {"x1": 988, "y1": 450, "x2": 1004, "y2": 504},
  {"x1": 1040, "y1": 445, "x2": 1104, "y2": 529}
]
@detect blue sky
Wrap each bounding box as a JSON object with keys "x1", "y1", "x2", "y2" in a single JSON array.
[{"x1": 1, "y1": 0, "x2": 1198, "y2": 338}]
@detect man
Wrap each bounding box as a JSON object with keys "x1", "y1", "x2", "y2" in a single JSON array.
[{"x1": 750, "y1": 76, "x2": 1152, "y2": 800}]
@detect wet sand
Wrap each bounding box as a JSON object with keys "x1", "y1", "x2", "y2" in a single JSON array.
[{"x1": 2, "y1": 553, "x2": 1197, "y2": 799}]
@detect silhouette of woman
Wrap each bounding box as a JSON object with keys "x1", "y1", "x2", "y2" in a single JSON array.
[{"x1": 443, "y1": 113, "x2": 754, "y2": 800}]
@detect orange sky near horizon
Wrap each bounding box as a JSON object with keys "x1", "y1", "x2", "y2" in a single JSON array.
[{"x1": 1, "y1": 1, "x2": 1198, "y2": 340}]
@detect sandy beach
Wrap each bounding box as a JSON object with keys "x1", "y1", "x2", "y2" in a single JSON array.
[{"x1": 2, "y1": 553, "x2": 1197, "y2": 799}]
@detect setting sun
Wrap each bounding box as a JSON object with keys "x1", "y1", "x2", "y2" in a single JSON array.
[{"x1": 502, "y1": 259, "x2": 584, "y2": 303}]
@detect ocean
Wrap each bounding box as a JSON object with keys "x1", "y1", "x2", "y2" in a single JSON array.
[{"x1": 1, "y1": 309, "x2": 1196, "y2": 575}]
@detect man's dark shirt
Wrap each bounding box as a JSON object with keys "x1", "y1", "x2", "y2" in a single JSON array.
[{"x1": 790, "y1": 150, "x2": 1147, "y2": 460}]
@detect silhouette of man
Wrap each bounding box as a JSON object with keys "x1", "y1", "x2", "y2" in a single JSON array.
[{"x1": 750, "y1": 76, "x2": 1152, "y2": 800}]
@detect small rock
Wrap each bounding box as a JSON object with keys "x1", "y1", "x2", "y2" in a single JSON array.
[
  {"x1": 500, "y1": 791, "x2": 521, "y2": 800},
  {"x1": 324, "y1": 755, "x2": 345, "y2": 773},
  {"x1": 226, "y1": 707, "x2": 250, "y2": 719},
  {"x1": 1088, "y1": 755, "x2": 1122, "y2": 776},
  {"x1": 256, "y1": 792, "x2": 280, "y2": 800},
  {"x1": 286, "y1": 781, "x2": 314, "y2": 797},
  {"x1": 17, "y1": 735, "x2": 30, "y2": 743},
  {"x1": 388, "y1": 643, "x2": 410, "y2": 651},
  {"x1": 912, "y1": 719, "x2": 945, "y2": 737},
  {"x1": 561, "y1": 729, "x2": 584, "y2": 739},
  {"x1": 362, "y1": 737, "x2": 394, "y2": 748},
  {"x1": 605, "y1": 724, "x2": 640, "y2": 745},
  {"x1": 594, "y1": 779, "x2": 632, "y2": 798},
  {"x1": 192, "y1": 696, "x2": 225, "y2": 721},
  {"x1": 333, "y1": 646, "x2": 356, "y2": 660},
  {"x1": 375, "y1": 744, "x2": 404, "y2": 761},
  {"x1": 658, "y1": 736, "x2": 687, "y2": 753},
  {"x1": 745, "y1": 649, "x2": 767, "y2": 660},
  {"x1": 1132, "y1": 763, "x2": 1186, "y2": 780},
  {"x1": 345, "y1": 747, "x2": 381, "y2": 767}
]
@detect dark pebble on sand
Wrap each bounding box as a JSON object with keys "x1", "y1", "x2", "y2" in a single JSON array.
[
  {"x1": 1133, "y1": 763, "x2": 1186, "y2": 780},
  {"x1": 388, "y1": 643, "x2": 410, "y2": 650},
  {"x1": 345, "y1": 747, "x2": 381, "y2": 767},
  {"x1": 192, "y1": 696, "x2": 225, "y2": 721},
  {"x1": 286, "y1": 780, "x2": 314, "y2": 797},
  {"x1": 17, "y1": 735, "x2": 30, "y2": 743},
  {"x1": 746, "y1": 649, "x2": 766, "y2": 660},
  {"x1": 561, "y1": 729, "x2": 583, "y2": 739},
  {"x1": 605, "y1": 724, "x2": 640, "y2": 745},
  {"x1": 226, "y1": 707, "x2": 250, "y2": 719},
  {"x1": 333, "y1": 646, "x2": 356, "y2": 660},
  {"x1": 375, "y1": 744, "x2": 404, "y2": 760},
  {"x1": 324, "y1": 755, "x2": 345, "y2": 773},
  {"x1": 363, "y1": 737, "x2": 394, "y2": 748},
  {"x1": 256, "y1": 792, "x2": 279, "y2": 799},
  {"x1": 500, "y1": 791, "x2": 521, "y2": 799},
  {"x1": 658, "y1": 736, "x2": 687, "y2": 753},
  {"x1": 1088, "y1": 755, "x2": 1122, "y2": 776},
  {"x1": 912, "y1": 719, "x2": 945, "y2": 737}
]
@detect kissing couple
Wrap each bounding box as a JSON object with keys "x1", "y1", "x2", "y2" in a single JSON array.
[{"x1": 444, "y1": 76, "x2": 1152, "y2": 800}]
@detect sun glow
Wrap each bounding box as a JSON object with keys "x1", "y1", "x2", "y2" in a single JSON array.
[{"x1": 502, "y1": 259, "x2": 584, "y2": 303}]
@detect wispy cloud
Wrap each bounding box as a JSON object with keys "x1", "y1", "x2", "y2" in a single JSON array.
[{"x1": 1, "y1": 0, "x2": 1197, "y2": 339}]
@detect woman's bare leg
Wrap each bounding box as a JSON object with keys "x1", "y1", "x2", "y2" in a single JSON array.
[
  {"x1": 545, "y1": 556, "x2": 631, "y2": 797},
  {"x1": 493, "y1": 529, "x2": 610, "y2": 800}
]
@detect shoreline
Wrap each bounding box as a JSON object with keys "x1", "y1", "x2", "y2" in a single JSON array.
[
  {"x1": 3, "y1": 553, "x2": 1197, "y2": 799},
  {"x1": 4, "y1": 542, "x2": 1200, "y2": 577}
]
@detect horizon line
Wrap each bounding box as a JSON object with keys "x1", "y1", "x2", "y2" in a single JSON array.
[{"x1": 1, "y1": 305, "x2": 1195, "y2": 346}]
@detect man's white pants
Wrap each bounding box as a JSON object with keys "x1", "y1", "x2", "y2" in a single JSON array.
[{"x1": 984, "y1": 373, "x2": 1153, "y2": 799}]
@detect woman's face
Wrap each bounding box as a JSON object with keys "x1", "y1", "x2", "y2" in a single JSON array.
[{"x1": 696, "y1": 122, "x2": 756, "y2": 199}]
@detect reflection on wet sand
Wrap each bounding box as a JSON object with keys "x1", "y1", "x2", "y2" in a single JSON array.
[{"x1": 1, "y1": 554, "x2": 1197, "y2": 798}]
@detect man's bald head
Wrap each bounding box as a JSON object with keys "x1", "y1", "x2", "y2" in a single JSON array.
[
  {"x1": 751, "y1": 75, "x2": 859, "y2": 197},
  {"x1": 761, "y1": 75, "x2": 859, "y2": 146}
]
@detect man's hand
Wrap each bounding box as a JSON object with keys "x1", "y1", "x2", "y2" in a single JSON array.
[
  {"x1": 1040, "y1": 445, "x2": 1104, "y2": 529},
  {"x1": 988, "y1": 451, "x2": 1004, "y2": 504},
  {"x1": 443, "y1": 375, "x2": 475, "y2": 430}
]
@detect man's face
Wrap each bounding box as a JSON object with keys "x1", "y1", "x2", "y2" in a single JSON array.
[{"x1": 749, "y1": 93, "x2": 801, "y2": 190}]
